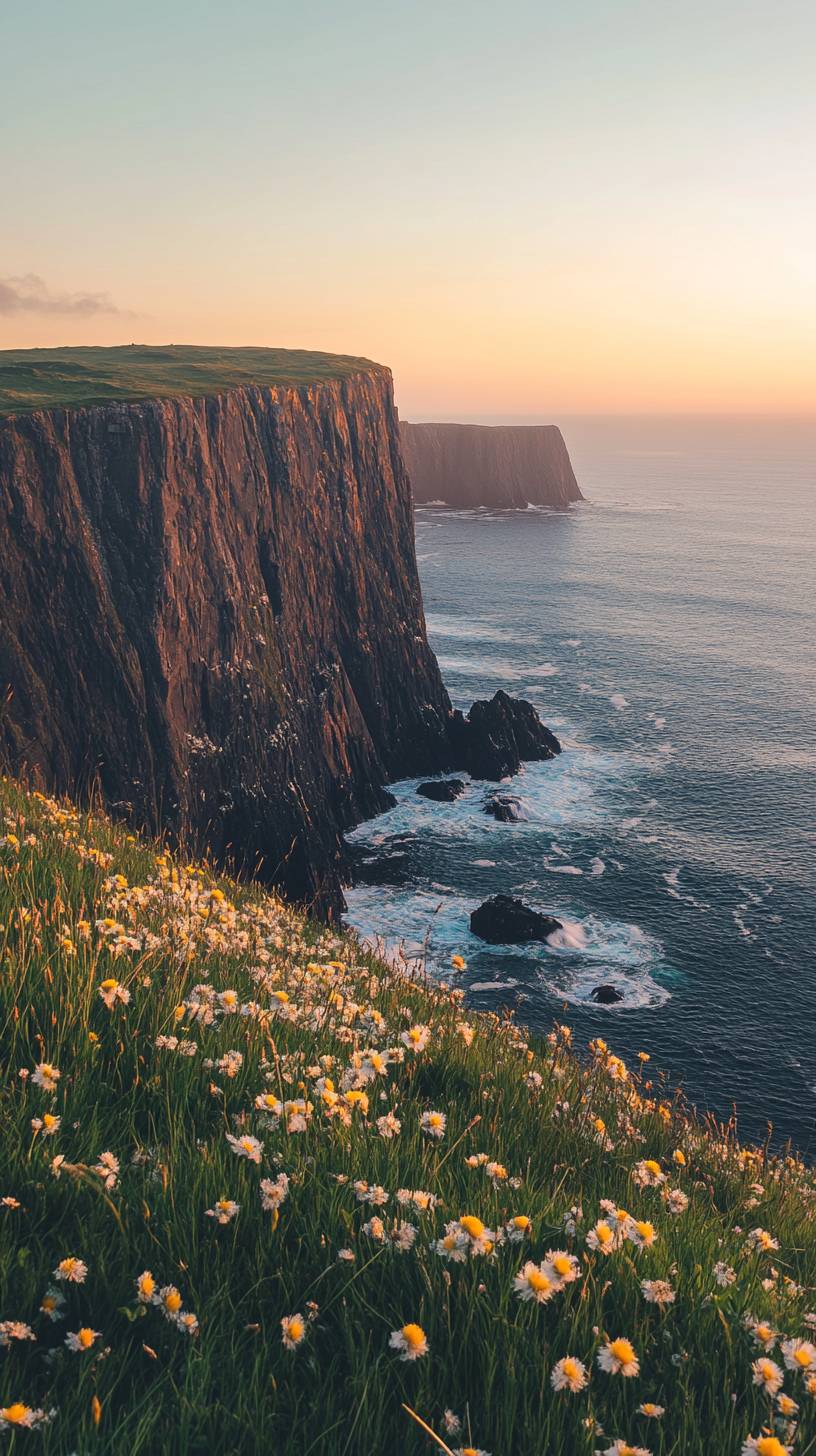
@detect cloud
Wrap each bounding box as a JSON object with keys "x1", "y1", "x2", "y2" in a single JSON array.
[{"x1": 0, "y1": 273, "x2": 122, "y2": 316}]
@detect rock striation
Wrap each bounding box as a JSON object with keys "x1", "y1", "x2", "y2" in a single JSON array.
[
  {"x1": 401, "y1": 420, "x2": 582, "y2": 509},
  {"x1": 0, "y1": 349, "x2": 563, "y2": 913}
]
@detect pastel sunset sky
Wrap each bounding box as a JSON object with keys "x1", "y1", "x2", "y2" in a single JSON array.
[{"x1": 3, "y1": 0, "x2": 814, "y2": 415}]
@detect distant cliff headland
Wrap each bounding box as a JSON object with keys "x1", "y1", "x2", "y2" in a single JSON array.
[
  {"x1": 0, "y1": 346, "x2": 560, "y2": 911},
  {"x1": 401, "y1": 419, "x2": 582, "y2": 509}
]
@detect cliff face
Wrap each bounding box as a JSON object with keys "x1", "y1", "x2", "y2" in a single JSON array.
[
  {"x1": 0, "y1": 369, "x2": 454, "y2": 909},
  {"x1": 401, "y1": 420, "x2": 582, "y2": 509}
]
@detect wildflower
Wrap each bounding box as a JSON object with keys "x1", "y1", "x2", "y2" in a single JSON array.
[
  {"x1": 260, "y1": 1173, "x2": 289, "y2": 1211},
  {"x1": 745, "y1": 1317, "x2": 777, "y2": 1351},
  {"x1": 602, "y1": 1444, "x2": 652, "y2": 1456},
  {"x1": 453, "y1": 1449, "x2": 491, "y2": 1456},
  {"x1": 40, "y1": 1288, "x2": 65, "y2": 1321},
  {"x1": 54, "y1": 1256, "x2": 88, "y2": 1284},
  {"x1": 0, "y1": 1405, "x2": 55, "y2": 1431},
  {"x1": 513, "y1": 1261, "x2": 558, "y2": 1303},
  {"x1": 337, "y1": 1248, "x2": 355, "y2": 1262},
  {"x1": 93, "y1": 1151, "x2": 120, "y2": 1189},
  {"x1": 420, "y1": 1110, "x2": 447, "y2": 1139},
  {"x1": 363, "y1": 1216, "x2": 386, "y2": 1242},
  {"x1": 457, "y1": 1023, "x2": 475, "y2": 1046},
  {"x1": 664, "y1": 1188, "x2": 689, "y2": 1215},
  {"x1": 544, "y1": 1249, "x2": 581, "y2": 1286},
  {"x1": 376, "y1": 1111, "x2": 402, "y2": 1139},
  {"x1": 392, "y1": 1221, "x2": 418, "y2": 1252},
  {"x1": 99, "y1": 978, "x2": 130, "y2": 1009},
  {"x1": 752, "y1": 1358, "x2": 784, "y2": 1396},
  {"x1": 0, "y1": 1322, "x2": 35, "y2": 1346},
  {"x1": 451, "y1": 955, "x2": 467, "y2": 971},
  {"x1": 745, "y1": 1228, "x2": 779, "y2": 1254},
  {"x1": 504, "y1": 1215, "x2": 532, "y2": 1243},
  {"x1": 255, "y1": 1092, "x2": 283, "y2": 1116},
  {"x1": 65, "y1": 1327, "x2": 101, "y2": 1352},
  {"x1": 741, "y1": 1437, "x2": 791, "y2": 1456},
  {"x1": 640, "y1": 1279, "x2": 675, "y2": 1307},
  {"x1": 225, "y1": 1133, "x2": 263, "y2": 1164},
  {"x1": 158, "y1": 1286, "x2": 183, "y2": 1318},
  {"x1": 627, "y1": 1220, "x2": 657, "y2": 1250},
  {"x1": 776, "y1": 1394, "x2": 798, "y2": 1418},
  {"x1": 389, "y1": 1323, "x2": 428, "y2": 1360},
  {"x1": 400, "y1": 1025, "x2": 430, "y2": 1054},
  {"x1": 638, "y1": 1404, "x2": 665, "y2": 1417},
  {"x1": 713, "y1": 1261, "x2": 736, "y2": 1287},
  {"x1": 31, "y1": 1113, "x2": 60, "y2": 1136},
  {"x1": 587, "y1": 1220, "x2": 618, "y2": 1255},
  {"x1": 781, "y1": 1337, "x2": 816, "y2": 1373},
  {"x1": 206, "y1": 1199, "x2": 240, "y2": 1224},
  {"x1": 551, "y1": 1355, "x2": 589, "y2": 1392},
  {"x1": 353, "y1": 1181, "x2": 389, "y2": 1206},
  {"x1": 281, "y1": 1313, "x2": 306, "y2": 1350},
  {"x1": 633, "y1": 1159, "x2": 666, "y2": 1188},
  {"x1": 32, "y1": 1062, "x2": 60, "y2": 1092},
  {"x1": 485, "y1": 1161, "x2": 508, "y2": 1184},
  {"x1": 598, "y1": 1337, "x2": 640, "y2": 1377},
  {"x1": 443, "y1": 1410, "x2": 462, "y2": 1435},
  {"x1": 136, "y1": 1271, "x2": 156, "y2": 1303},
  {"x1": 176, "y1": 1311, "x2": 199, "y2": 1335}
]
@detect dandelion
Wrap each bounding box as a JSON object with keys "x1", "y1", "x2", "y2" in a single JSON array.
[
  {"x1": 752, "y1": 1358, "x2": 784, "y2": 1396},
  {"x1": 627, "y1": 1220, "x2": 657, "y2": 1250},
  {"x1": 32, "y1": 1062, "x2": 60, "y2": 1092},
  {"x1": 0, "y1": 1322, "x2": 35, "y2": 1346},
  {"x1": 453, "y1": 1448, "x2": 491, "y2": 1456},
  {"x1": 776, "y1": 1394, "x2": 798, "y2": 1418},
  {"x1": 225, "y1": 1133, "x2": 263, "y2": 1164},
  {"x1": 745, "y1": 1317, "x2": 777, "y2": 1351},
  {"x1": 638, "y1": 1404, "x2": 665, "y2": 1418},
  {"x1": 281, "y1": 1313, "x2": 306, "y2": 1350},
  {"x1": 65, "y1": 1327, "x2": 101, "y2": 1352},
  {"x1": 389, "y1": 1323, "x2": 428, "y2": 1361},
  {"x1": 598, "y1": 1337, "x2": 640, "y2": 1377},
  {"x1": 781, "y1": 1337, "x2": 816, "y2": 1373},
  {"x1": 0, "y1": 1405, "x2": 55, "y2": 1431},
  {"x1": 504, "y1": 1215, "x2": 532, "y2": 1243},
  {"x1": 587, "y1": 1220, "x2": 619, "y2": 1255},
  {"x1": 551, "y1": 1355, "x2": 589, "y2": 1392},
  {"x1": 451, "y1": 955, "x2": 467, "y2": 971},
  {"x1": 98, "y1": 978, "x2": 130, "y2": 1009},
  {"x1": 745, "y1": 1228, "x2": 780, "y2": 1254},
  {"x1": 54, "y1": 1256, "x2": 88, "y2": 1284},
  {"x1": 158, "y1": 1286, "x2": 183, "y2": 1318},
  {"x1": 206, "y1": 1199, "x2": 240, "y2": 1224},
  {"x1": 176, "y1": 1312, "x2": 199, "y2": 1335},
  {"x1": 602, "y1": 1444, "x2": 652, "y2": 1456},
  {"x1": 420, "y1": 1110, "x2": 447, "y2": 1139},
  {"x1": 363, "y1": 1216, "x2": 386, "y2": 1241},
  {"x1": 513, "y1": 1261, "x2": 558, "y2": 1303}
]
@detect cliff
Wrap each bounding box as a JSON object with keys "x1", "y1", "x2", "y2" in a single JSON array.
[
  {"x1": 400, "y1": 420, "x2": 582, "y2": 509},
  {"x1": 0, "y1": 347, "x2": 560, "y2": 912}
]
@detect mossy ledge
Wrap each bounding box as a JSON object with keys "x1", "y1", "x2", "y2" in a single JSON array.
[{"x1": 1, "y1": 776, "x2": 815, "y2": 1455}]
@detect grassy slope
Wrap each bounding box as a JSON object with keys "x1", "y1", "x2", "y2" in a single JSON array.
[
  {"x1": 0, "y1": 346, "x2": 385, "y2": 416},
  {"x1": 0, "y1": 777, "x2": 814, "y2": 1456}
]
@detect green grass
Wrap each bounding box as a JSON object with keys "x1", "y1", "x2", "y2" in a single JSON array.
[
  {"x1": 0, "y1": 346, "x2": 385, "y2": 416},
  {"x1": 1, "y1": 777, "x2": 815, "y2": 1455}
]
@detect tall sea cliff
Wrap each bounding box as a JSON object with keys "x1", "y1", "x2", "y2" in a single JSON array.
[
  {"x1": 0, "y1": 349, "x2": 559, "y2": 910},
  {"x1": 401, "y1": 420, "x2": 582, "y2": 509}
]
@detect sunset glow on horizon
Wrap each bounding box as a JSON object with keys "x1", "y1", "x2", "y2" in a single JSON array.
[{"x1": 2, "y1": 0, "x2": 814, "y2": 416}]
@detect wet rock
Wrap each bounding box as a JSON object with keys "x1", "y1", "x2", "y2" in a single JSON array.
[
  {"x1": 416, "y1": 778, "x2": 467, "y2": 802},
  {"x1": 591, "y1": 984, "x2": 624, "y2": 1004},
  {"x1": 448, "y1": 690, "x2": 561, "y2": 780},
  {"x1": 484, "y1": 794, "x2": 526, "y2": 822},
  {"x1": 470, "y1": 894, "x2": 561, "y2": 944}
]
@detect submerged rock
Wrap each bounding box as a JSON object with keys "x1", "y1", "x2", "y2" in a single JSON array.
[
  {"x1": 484, "y1": 794, "x2": 526, "y2": 822},
  {"x1": 591, "y1": 984, "x2": 624, "y2": 1004},
  {"x1": 470, "y1": 894, "x2": 561, "y2": 944},
  {"x1": 417, "y1": 778, "x2": 467, "y2": 802}
]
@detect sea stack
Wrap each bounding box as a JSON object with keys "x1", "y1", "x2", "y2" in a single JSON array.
[{"x1": 400, "y1": 420, "x2": 582, "y2": 509}]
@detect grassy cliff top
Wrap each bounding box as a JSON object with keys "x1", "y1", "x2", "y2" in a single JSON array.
[
  {"x1": 2, "y1": 775, "x2": 816, "y2": 1454},
  {"x1": 0, "y1": 344, "x2": 385, "y2": 416}
]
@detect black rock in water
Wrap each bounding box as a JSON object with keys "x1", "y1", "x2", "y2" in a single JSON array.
[
  {"x1": 470, "y1": 894, "x2": 562, "y2": 944},
  {"x1": 417, "y1": 778, "x2": 467, "y2": 802},
  {"x1": 591, "y1": 984, "x2": 624, "y2": 1004},
  {"x1": 484, "y1": 794, "x2": 526, "y2": 822},
  {"x1": 448, "y1": 690, "x2": 561, "y2": 780}
]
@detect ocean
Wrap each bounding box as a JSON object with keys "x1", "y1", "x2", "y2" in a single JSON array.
[{"x1": 344, "y1": 416, "x2": 816, "y2": 1152}]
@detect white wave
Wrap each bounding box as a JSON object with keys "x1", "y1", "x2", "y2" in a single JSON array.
[
  {"x1": 547, "y1": 919, "x2": 588, "y2": 950},
  {"x1": 545, "y1": 861, "x2": 584, "y2": 875},
  {"x1": 527, "y1": 662, "x2": 560, "y2": 677},
  {"x1": 609, "y1": 692, "x2": 630, "y2": 710},
  {"x1": 471, "y1": 858, "x2": 496, "y2": 867},
  {"x1": 590, "y1": 856, "x2": 606, "y2": 876},
  {"x1": 562, "y1": 638, "x2": 582, "y2": 647},
  {"x1": 470, "y1": 979, "x2": 519, "y2": 992}
]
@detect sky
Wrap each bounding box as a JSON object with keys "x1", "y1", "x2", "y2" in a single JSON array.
[{"x1": 2, "y1": 0, "x2": 814, "y2": 416}]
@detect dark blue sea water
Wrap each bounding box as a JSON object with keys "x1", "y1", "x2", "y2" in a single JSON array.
[{"x1": 345, "y1": 417, "x2": 816, "y2": 1151}]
